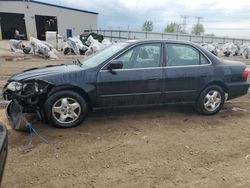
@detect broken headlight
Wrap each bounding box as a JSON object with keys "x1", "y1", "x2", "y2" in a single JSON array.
[
  {"x1": 6, "y1": 81, "x2": 23, "y2": 92},
  {"x1": 22, "y1": 81, "x2": 50, "y2": 94},
  {"x1": 23, "y1": 82, "x2": 39, "y2": 93}
]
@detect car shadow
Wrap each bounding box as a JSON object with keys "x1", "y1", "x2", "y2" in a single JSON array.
[
  {"x1": 90, "y1": 105, "x2": 195, "y2": 119},
  {"x1": 7, "y1": 103, "x2": 249, "y2": 149},
  {"x1": 11, "y1": 105, "x2": 195, "y2": 132}
]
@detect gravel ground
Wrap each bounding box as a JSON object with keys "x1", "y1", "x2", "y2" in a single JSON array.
[
  {"x1": 1, "y1": 95, "x2": 250, "y2": 188},
  {"x1": 0, "y1": 40, "x2": 250, "y2": 188}
]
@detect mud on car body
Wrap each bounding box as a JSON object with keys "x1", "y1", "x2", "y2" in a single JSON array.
[{"x1": 2, "y1": 40, "x2": 250, "y2": 130}]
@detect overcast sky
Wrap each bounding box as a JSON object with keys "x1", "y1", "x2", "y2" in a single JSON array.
[{"x1": 39, "y1": 0, "x2": 250, "y2": 38}]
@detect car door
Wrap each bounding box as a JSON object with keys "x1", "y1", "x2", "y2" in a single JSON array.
[
  {"x1": 96, "y1": 42, "x2": 164, "y2": 107},
  {"x1": 163, "y1": 43, "x2": 213, "y2": 103}
]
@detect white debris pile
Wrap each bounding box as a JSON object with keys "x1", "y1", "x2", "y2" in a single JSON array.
[
  {"x1": 222, "y1": 42, "x2": 240, "y2": 57},
  {"x1": 9, "y1": 40, "x2": 26, "y2": 53},
  {"x1": 64, "y1": 35, "x2": 112, "y2": 56},
  {"x1": 29, "y1": 37, "x2": 58, "y2": 59},
  {"x1": 9, "y1": 37, "x2": 58, "y2": 59},
  {"x1": 64, "y1": 37, "x2": 88, "y2": 55},
  {"x1": 200, "y1": 43, "x2": 218, "y2": 56},
  {"x1": 240, "y1": 43, "x2": 250, "y2": 59},
  {"x1": 101, "y1": 38, "x2": 112, "y2": 46},
  {"x1": 85, "y1": 35, "x2": 105, "y2": 56}
]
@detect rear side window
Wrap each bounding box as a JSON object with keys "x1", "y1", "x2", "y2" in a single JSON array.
[
  {"x1": 165, "y1": 43, "x2": 210, "y2": 66},
  {"x1": 200, "y1": 54, "x2": 210, "y2": 64}
]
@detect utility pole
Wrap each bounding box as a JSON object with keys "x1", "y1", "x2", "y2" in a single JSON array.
[
  {"x1": 127, "y1": 25, "x2": 130, "y2": 40},
  {"x1": 181, "y1": 15, "x2": 189, "y2": 33},
  {"x1": 195, "y1": 16, "x2": 203, "y2": 24}
]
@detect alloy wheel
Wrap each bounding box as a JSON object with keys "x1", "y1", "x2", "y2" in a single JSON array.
[
  {"x1": 52, "y1": 97, "x2": 81, "y2": 125},
  {"x1": 203, "y1": 90, "x2": 222, "y2": 112}
]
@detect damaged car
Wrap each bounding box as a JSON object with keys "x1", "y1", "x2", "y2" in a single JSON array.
[{"x1": 2, "y1": 40, "x2": 250, "y2": 130}]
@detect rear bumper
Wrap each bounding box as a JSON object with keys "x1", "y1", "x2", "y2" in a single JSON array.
[
  {"x1": 227, "y1": 82, "x2": 250, "y2": 100},
  {"x1": 0, "y1": 122, "x2": 7, "y2": 185}
]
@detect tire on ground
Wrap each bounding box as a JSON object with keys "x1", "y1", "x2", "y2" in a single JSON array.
[
  {"x1": 195, "y1": 85, "x2": 225, "y2": 115},
  {"x1": 45, "y1": 90, "x2": 88, "y2": 128}
]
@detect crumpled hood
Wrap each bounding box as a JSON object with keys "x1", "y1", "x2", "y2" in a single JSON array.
[{"x1": 9, "y1": 64, "x2": 83, "y2": 81}]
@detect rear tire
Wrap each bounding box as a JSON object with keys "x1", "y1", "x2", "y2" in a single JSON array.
[
  {"x1": 195, "y1": 85, "x2": 225, "y2": 115},
  {"x1": 45, "y1": 90, "x2": 88, "y2": 128}
]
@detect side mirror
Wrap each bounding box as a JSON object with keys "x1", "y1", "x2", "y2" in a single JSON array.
[{"x1": 107, "y1": 60, "x2": 123, "y2": 70}]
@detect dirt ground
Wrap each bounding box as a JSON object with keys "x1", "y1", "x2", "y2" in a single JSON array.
[{"x1": 1, "y1": 40, "x2": 250, "y2": 188}]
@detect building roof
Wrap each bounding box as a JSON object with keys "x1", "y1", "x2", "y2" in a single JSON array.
[{"x1": 1, "y1": 0, "x2": 98, "y2": 15}]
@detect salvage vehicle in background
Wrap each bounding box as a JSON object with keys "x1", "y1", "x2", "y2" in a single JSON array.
[
  {"x1": 63, "y1": 37, "x2": 88, "y2": 55},
  {"x1": 0, "y1": 123, "x2": 8, "y2": 185},
  {"x1": 2, "y1": 40, "x2": 250, "y2": 129},
  {"x1": 200, "y1": 43, "x2": 218, "y2": 56}
]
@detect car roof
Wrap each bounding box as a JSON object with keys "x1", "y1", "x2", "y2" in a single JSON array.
[{"x1": 125, "y1": 39, "x2": 198, "y2": 46}]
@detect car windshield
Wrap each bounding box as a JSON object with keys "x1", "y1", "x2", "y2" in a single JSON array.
[{"x1": 79, "y1": 42, "x2": 129, "y2": 67}]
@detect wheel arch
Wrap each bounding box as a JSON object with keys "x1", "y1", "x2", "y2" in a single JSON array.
[
  {"x1": 47, "y1": 85, "x2": 93, "y2": 109},
  {"x1": 197, "y1": 81, "x2": 228, "y2": 100}
]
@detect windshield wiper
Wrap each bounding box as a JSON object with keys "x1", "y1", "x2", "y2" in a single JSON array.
[{"x1": 73, "y1": 59, "x2": 82, "y2": 66}]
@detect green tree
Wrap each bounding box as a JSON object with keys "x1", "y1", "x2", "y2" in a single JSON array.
[
  {"x1": 205, "y1": 33, "x2": 215, "y2": 37},
  {"x1": 191, "y1": 23, "x2": 205, "y2": 35},
  {"x1": 164, "y1": 22, "x2": 182, "y2": 33},
  {"x1": 142, "y1": 20, "x2": 153, "y2": 32}
]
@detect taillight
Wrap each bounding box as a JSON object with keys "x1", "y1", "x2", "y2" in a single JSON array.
[{"x1": 242, "y1": 68, "x2": 249, "y2": 78}]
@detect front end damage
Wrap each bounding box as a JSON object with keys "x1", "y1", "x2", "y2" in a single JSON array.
[{"x1": 3, "y1": 80, "x2": 53, "y2": 131}]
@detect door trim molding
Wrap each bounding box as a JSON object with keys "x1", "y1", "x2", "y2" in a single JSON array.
[{"x1": 99, "y1": 91, "x2": 162, "y2": 98}]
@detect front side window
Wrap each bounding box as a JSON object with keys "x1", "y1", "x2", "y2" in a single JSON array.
[
  {"x1": 115, "y1": 43, "x2": 161, "y2": 69},
  {"x1": 80, "y1": 43, "x2": 129, "y2": 68},
  {"x1": 166, "y1": 43, "x2": 209, "y2": 66}
]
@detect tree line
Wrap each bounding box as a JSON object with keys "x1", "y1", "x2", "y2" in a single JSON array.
[{"x1": 142, "y1": 20, "x2": 214, "y2": 36}]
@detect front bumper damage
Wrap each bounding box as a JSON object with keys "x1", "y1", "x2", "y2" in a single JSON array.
[
  {"x1": 6, "y1": 100, "x2": 29, "y2": 131},
  {"x1": 3, "y1": 80, "x2": 53, "y2": 131}
]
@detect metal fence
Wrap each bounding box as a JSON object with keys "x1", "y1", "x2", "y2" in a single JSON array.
[{"x1": 88, "y1": 29, "x2": 250, "y2": 45}]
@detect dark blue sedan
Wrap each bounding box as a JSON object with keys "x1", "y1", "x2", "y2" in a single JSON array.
[{"x1": 3, "y1": 40, "x2": 250, "y2": 129}]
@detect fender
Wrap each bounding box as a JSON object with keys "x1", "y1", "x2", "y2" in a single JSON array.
[
  {"x1": 196, "y1": 80, "x2": 229, "y2": 100},
  {"x1": 47, "y1": 84, "x2": 97, "y2": 108}
]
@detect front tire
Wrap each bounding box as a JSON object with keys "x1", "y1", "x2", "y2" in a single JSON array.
[
  {"x1": 195, "y1": 85, "x2": 225, "y2": 115},
  {"x1": 45, "y1": 90, "x2": 88, "y2": 128}
]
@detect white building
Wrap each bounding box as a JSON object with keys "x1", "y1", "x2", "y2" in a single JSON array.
[{"x1": 0, "y1": 0, "x2": 98, "y2": 40}]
